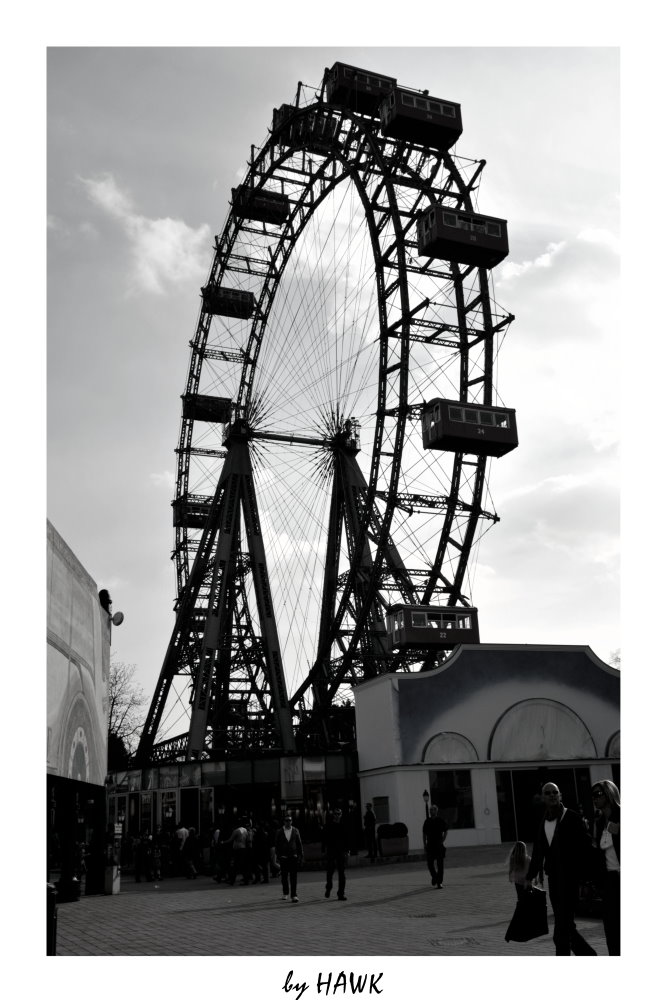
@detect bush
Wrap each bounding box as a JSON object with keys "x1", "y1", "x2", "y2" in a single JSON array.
[{"x1": 391, "y1": 822, "x2": 408, "y2": 837}]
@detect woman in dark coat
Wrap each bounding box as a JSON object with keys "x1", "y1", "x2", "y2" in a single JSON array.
[{"x1": 591, "y1": 779, "x2": 620, "y2": 955}]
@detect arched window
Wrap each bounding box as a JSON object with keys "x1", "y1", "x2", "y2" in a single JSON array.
[
  {"x1": 489, "y1": 699, "x2": 596, "y2": 761},
  {"x1": 606, "y1": 731, "x2": 620, "y2": 757},
  {"x1": 422, "y1": 731, "x2": 479, "y2": 764}
]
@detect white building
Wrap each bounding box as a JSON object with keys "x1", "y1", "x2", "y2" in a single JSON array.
[
  {"x1": 47, "y1": 520, "x2": 110, "y2": 786},
  {"x1": 354, "y1": 644, "x2": 620, "y2": 849},
  {"x1": 47, "y1": 520, "x2": 113, "y2": 895}
]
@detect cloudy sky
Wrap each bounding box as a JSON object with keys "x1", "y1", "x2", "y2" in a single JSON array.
[{"x1": 46, "y1": 46, "x2": 621, "y2": 715}]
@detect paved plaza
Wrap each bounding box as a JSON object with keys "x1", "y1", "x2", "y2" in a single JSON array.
[{"x1": 53, "y1": 845, "x2": 609, "y2": 958}]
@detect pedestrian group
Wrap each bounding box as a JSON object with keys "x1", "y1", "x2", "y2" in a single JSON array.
[
  {"x1": 505, "y1": 779, "x2": 620, "y2": 956},
  {"x1": 128, "y1": 781, "x2": 620, "y2": 955}
]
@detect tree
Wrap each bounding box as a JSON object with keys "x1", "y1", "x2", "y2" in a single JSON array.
[
  {"x1": 609, "y1": 649, "x2": 621, "y2": 669},
  {"x1": 107, "y1": 661, "x2": 148, "y2": 770}
]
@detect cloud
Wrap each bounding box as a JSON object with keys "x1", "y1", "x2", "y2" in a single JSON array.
[
  {"x1": 494, "y1": 227, "x2": 619, "y2": 347},
  {"x1": 487, "y1": 469, "x2": 618, "y2": 574},
  {"x1": 79, "y1": 173, "x2": 211, "y2": 295},
  {"x1": 577, "y1": 228, "x2": 620, "y2": 255},
  {"x1": 540, "y1": 472, "x2": 591, "y2": 495},
  {"x1": 80, "y1": 174, "x2": 133, "y2": 219},
  {"x1": 150, "y1": 470, "x2": 175, "y2": 490},
  {"x1": 498, "y1": 229, "x2": 618, "y2": 290},
  {"x1": 499, "y1": 240, "x2": 567, "y2": 281}
]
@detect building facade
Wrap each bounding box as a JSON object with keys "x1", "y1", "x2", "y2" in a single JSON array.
[
  {"x1": 354, "y1": 644, "x2": 620, "y2": 849},
  {"x1": 106, "y1": 751, "x2": 362, "y2": 857},
  {"x1": 47, "y1": 520, "x2": 111, "y2": 895}
]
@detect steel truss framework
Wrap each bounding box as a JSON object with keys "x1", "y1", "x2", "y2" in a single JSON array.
[{"x1": 136, "y1": 78, "x2": 513, "y2": 764}]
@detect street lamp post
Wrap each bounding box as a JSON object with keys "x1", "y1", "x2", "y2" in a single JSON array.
[
  {"x1": 423, "y1": 789, "x2": 430, "y2": 818},
  {"x1": 104, "y1": 806, "x2": 125, "y2": 895}
]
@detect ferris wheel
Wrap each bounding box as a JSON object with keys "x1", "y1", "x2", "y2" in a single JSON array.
[{"x1": 137, "y1": 62, "x2": 518, "y2": 763}]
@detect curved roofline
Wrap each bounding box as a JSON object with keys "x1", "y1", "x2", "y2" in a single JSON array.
[{"x1": 354, "y1": 643, "x2": 619, "y2": 689}]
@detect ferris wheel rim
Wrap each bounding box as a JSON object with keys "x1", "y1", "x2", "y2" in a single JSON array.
[{"x1": 173, "y1": 98, "x2": 499, "y2": 706}]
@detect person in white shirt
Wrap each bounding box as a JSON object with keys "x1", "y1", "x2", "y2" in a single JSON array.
[
  {"x1": 224, "y1": 819, "x2": 251, "y2": 885},
  {"x1": 525, "y1": 782, "x2": 596, "y2": 956},
  {"x1": 175, "y1": 821, "x2": 189, "y2": 876},
  {"x1": 591, "y1": 780, "x2": 620, "y2": 955}
]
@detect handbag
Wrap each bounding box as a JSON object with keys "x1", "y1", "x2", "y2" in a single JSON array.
[{"x1": 505, "y1": 886, "x2": 549, "y2": 942}]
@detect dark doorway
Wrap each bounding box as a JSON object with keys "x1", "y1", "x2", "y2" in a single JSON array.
[
  {"x1": 495, "y1": 766, "x2": 592, "y2": 844},
  {"x1": 47, "y1": 775, "x2": 107, "y2": 899},
  {"x1": 180, "y1": 787, "x2": 199, "y2": 830}
]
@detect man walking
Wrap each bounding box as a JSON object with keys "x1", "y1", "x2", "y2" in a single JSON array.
[
  {"x1": 211, "y1": 825, "x2": 225, "y2": 883},
  {"x1": 274, "y1": 813, "x2": 303, "y2": 902},
  {"x1": 323, "y1": 807, "x2": 349, "y2": 900},
  {"x1": 422, "y1": 804, "x2": 448, "y2": 888},
  {"x1": 363, "y1": 803, "x2": 377, "y2": 862},
  {"x1": 525, "y1": 782, "x2": 596, "y2": 956},
  {"x1": 224, "y1": 817, "x2": 251, "y2": 886},
  {"x1": 175, "y1": 820, "x2": 189, "y2": 877}
]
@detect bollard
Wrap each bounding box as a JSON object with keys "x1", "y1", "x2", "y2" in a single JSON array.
[{"x1": 47, "y1": 883, "x2": 57, "y2": 956}]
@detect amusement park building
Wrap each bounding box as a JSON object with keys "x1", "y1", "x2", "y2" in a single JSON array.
[
  {"x1": 47, "y1": 520, "x2": 112, "y2": 896},
  {"x1": 354, "y1": 644, "x2": 620, "y2": 848},
  {"x1": 105, "y1": 644, "x2": 619, "y2": 854}
]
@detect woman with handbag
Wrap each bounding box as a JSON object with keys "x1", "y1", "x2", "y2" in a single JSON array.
[
  {"x1": 504, "y1": 839, "x2": 549, "y2": 944},
  {"x1": 591, "y1": 780, "x2": 620, "y2": 955},
  {"x1": 507, "y1": 841, "x2": 531, "y2": 900}
]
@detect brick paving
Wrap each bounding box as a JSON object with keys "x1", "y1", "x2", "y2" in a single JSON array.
[{"x1": 53, "y1": 845, "x2": 609, "y2": 958}]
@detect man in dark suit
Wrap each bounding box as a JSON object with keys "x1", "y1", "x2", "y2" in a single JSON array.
[
  {"x1": 422, "y1": 804, "x2": 448, "y2": 888},
  {"x1": 363, "y1": 803, "x2": 377, "y2": 862},
  {"x1": 323, "y1": 807, "x2": 350, "y2": 900},
  {"x1": 274, "y1": 814, "x2": 303, "y2": 902},
  {"x1": 526, "y1": 782, "x2": 596, "y2": 955}
]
